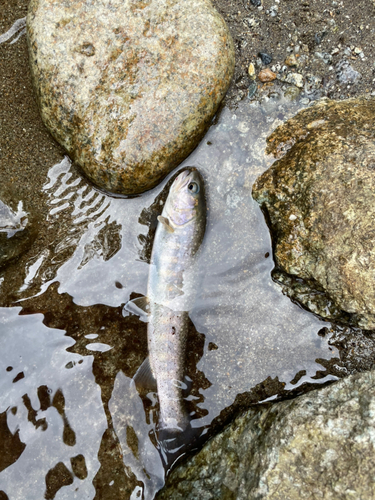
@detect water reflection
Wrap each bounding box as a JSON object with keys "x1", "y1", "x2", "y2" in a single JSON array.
[
  {"x1": 1, "y1": 87, "x2": 343, "y2": 498},
  {"x1": 0, "y1": 307, "x2": 107, "y2": 499}
]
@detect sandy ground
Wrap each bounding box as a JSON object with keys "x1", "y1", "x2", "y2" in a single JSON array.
[{"x1": 212, "y1": 0, "x2": 375, "y2": 104}]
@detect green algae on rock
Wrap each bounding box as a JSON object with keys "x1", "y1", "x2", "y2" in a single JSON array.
[
  {"x1": 158, "y1": 370, "x2": 375, "y2": 500},
  {"x1": 26, "y1": 0, "x2": 234, "y2": 195},
  {"x1": 252, "y1": 96, "x2": 375, "y2": 329}
]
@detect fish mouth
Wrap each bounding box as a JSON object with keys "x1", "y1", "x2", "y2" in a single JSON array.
[{"x1": 172, "y1": 168, "x2": 195, "y2": 191}]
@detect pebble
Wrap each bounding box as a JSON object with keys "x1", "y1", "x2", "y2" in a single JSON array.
[
  {"x1": 248, "y1": 81, "x2": 257, "y2": 99},
  {"x1": 279, "y1": 72, "x2": 304, "y2": 88},
  {"x1": 248, "y1": 63, "x2": 256, "y2": 78},
  {"x1": 315, "y1": 52, "x2": 333, "y2": 64},
  {"x1": 258, "y1": 68, "x2": 277, "y2": 82},
  {"x1": 258, "y1": 52, "x2": 273, "y2": 65},
  {"x1": 285, "y1": 54, "x2": 297, "y2": 67}
]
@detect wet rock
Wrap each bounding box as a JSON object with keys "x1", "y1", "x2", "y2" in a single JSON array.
[
  {"x1": 157, "y1": 370, "x2": 375, "y2": 500},
  {"x1": 258, "y1": 52, "x2": 272, "y2": 65},
  {"x1": 258, "y1": 68, "x2": 276, "y2": 83},
  {"x1": 27, "y1": 0, "x2": 235, "y2": 195},
  {"x1": 252, "y1": 97, "x2": 375, "y2": 328},
  {"x1": 0, "y1": 200, "x2": 35, "y2": 267}
]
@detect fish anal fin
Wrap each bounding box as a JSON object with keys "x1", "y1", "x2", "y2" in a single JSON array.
[
  {"x1": 133, "y1": 357, "x2": 157, "y2": 392},
  {"x1": 124, "y1": 296, "x2": 150, "y2": 322},
  {"x1": 157, "y1": 215, "x2": 174, "y2": 233}
]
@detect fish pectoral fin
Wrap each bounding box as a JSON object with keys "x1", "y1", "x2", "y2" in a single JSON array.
[
  {"x1": 124, "y1": 296, "x2": 150, "y2": 323},
  {"x1": 133, "y1": 357, "x2": 157, "y2": 392},
  {"x1": 157, "y1": 215, "x2": 174, "y2": 233}
]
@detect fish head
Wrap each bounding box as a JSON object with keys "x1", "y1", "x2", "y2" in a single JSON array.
[{"x1": 166, "y1": 169, "x2": 206, "y2": 226}]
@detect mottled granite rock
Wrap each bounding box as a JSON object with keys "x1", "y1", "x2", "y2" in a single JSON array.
[
  {"x1": 27, "y1": 0, "x2": 234, "y2": 195},
  {"x1": 0, "y1": 199, "x2": 35, "y2": 267},
  {"x1": 158, "y1": 370, "x2": 375, "y2": 500},
  {"x1": 252, "y1": 97, "x2": 375, "y2": 329}
]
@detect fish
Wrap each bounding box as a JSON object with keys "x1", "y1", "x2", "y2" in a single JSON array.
[{"x1": 126, "y1": 168, "x2": 206, "y2": 447}]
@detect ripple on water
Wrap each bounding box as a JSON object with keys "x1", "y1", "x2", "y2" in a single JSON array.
[{"x1": 1, "y1": 51, "x2": 340, "y2": 499}]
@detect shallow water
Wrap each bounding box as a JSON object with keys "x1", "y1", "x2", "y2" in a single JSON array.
[{"x1": 0, "y1": 18, "x2": 341, "y2": 500}]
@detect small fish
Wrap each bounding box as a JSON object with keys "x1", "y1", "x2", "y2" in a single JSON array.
[{"x1": 126, "y1": 168, "x2": 206, "y2": 446}]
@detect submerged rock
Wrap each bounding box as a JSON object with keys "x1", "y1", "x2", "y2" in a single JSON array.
[
  {"x1": 158, "y1": 370, "x2": 375, "y2": 499},
  {"x1": 252, "y1": 97, "x2": 375, "y2": 329},
  {"x1": 0, "y1": 199, "x2": 35, "y2": 267},
  {"x1": 27, "y1": 0, "x2": 234, "y2": 195}
]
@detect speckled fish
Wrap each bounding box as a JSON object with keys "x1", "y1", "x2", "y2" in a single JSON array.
[{"x1": 126, "y1": 168, "x2": 206, "y2": 442}]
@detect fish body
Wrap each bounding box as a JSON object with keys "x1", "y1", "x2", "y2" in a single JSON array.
[{"x1": 127, "y1": 168, "x2": 206, "y2": 437}]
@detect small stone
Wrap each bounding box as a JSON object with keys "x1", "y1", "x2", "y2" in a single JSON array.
[
  {"x1": 27, "y1": 0, "x2": 235, "y2": 195},
  {"x1": 336, "y1": 60, "x2": 361, "y2": 83},
  {"x1": 279, "y1": 72, "x2": 304, "y2": 88},
  {"x1": 243, "y1": 17, "x2": 259, "y2": 29},
  {"x1": 258, "y1": 52, "x2": 273, "y2": 65},
  {"x1": 250, "y1": 0, "x2": 261, "y2": 6},
  {"x1": 314, "y1": 32, "x2": 325, "y2": 45},
  {"x1": 258, "y1": 68, "x2": 277, "y2": 82},
  {"x1": 331, "y1": 47, "x2": 339, "y2": 55},
  {"x1": 285, "y1": 54, "x2": 297, "y2": 67},
  {"x1": 269, "y1": 5, "x2": 278, "y2": 17},
  {"x1": 354, "y1": 47, "x2": 362, "y2": 54},
  {"x1": 247, "y1": 81, "x2": 257, "y2": 99},
  {"x1": 315, "y1": 52, "x2": 332, "y2": 64},
  {"x1": 248, "y1": 62, "x2": 256, "y2": 78}
]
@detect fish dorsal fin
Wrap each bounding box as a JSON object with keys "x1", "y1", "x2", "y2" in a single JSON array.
[
  {"x1": 157, "y1": 215, "x2": 174, "y2": 233},
  {"x1": 133, "y1": 357, "x2": 157, "y2": 392},
  {"x1": 124, "y1": 296, "x2": 150, "y2": 323}
]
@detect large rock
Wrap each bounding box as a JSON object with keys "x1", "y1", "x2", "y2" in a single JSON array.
[
  {"x1": 252, "y1": 97, "x2": 375, "y2": 329},
  {"x1": 27, "y1": 0, "x2": 234, "y2": 195},
  {"x1": 158, "y1": 370, "x2": 375, "y2": 499}
]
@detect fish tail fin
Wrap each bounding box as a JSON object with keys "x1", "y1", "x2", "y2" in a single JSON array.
[{"x1": 157, "y1": 421, "x2": 206, "y2": 471}]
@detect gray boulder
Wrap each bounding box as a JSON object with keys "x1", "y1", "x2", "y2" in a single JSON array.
[
  {"x1": 158, "y1": 370, "x2": 375, "y2": 499},
  {"x1": 252, "y1": 97, "x2": 375, "y2": 329},
  {"x1": 27, "y1": 0, "x2": 234, "y2": 195}
]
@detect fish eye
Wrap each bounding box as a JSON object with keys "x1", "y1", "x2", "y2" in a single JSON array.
[{"x1": 187, "y1": 181, "x2": 199, "y2": 194}]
